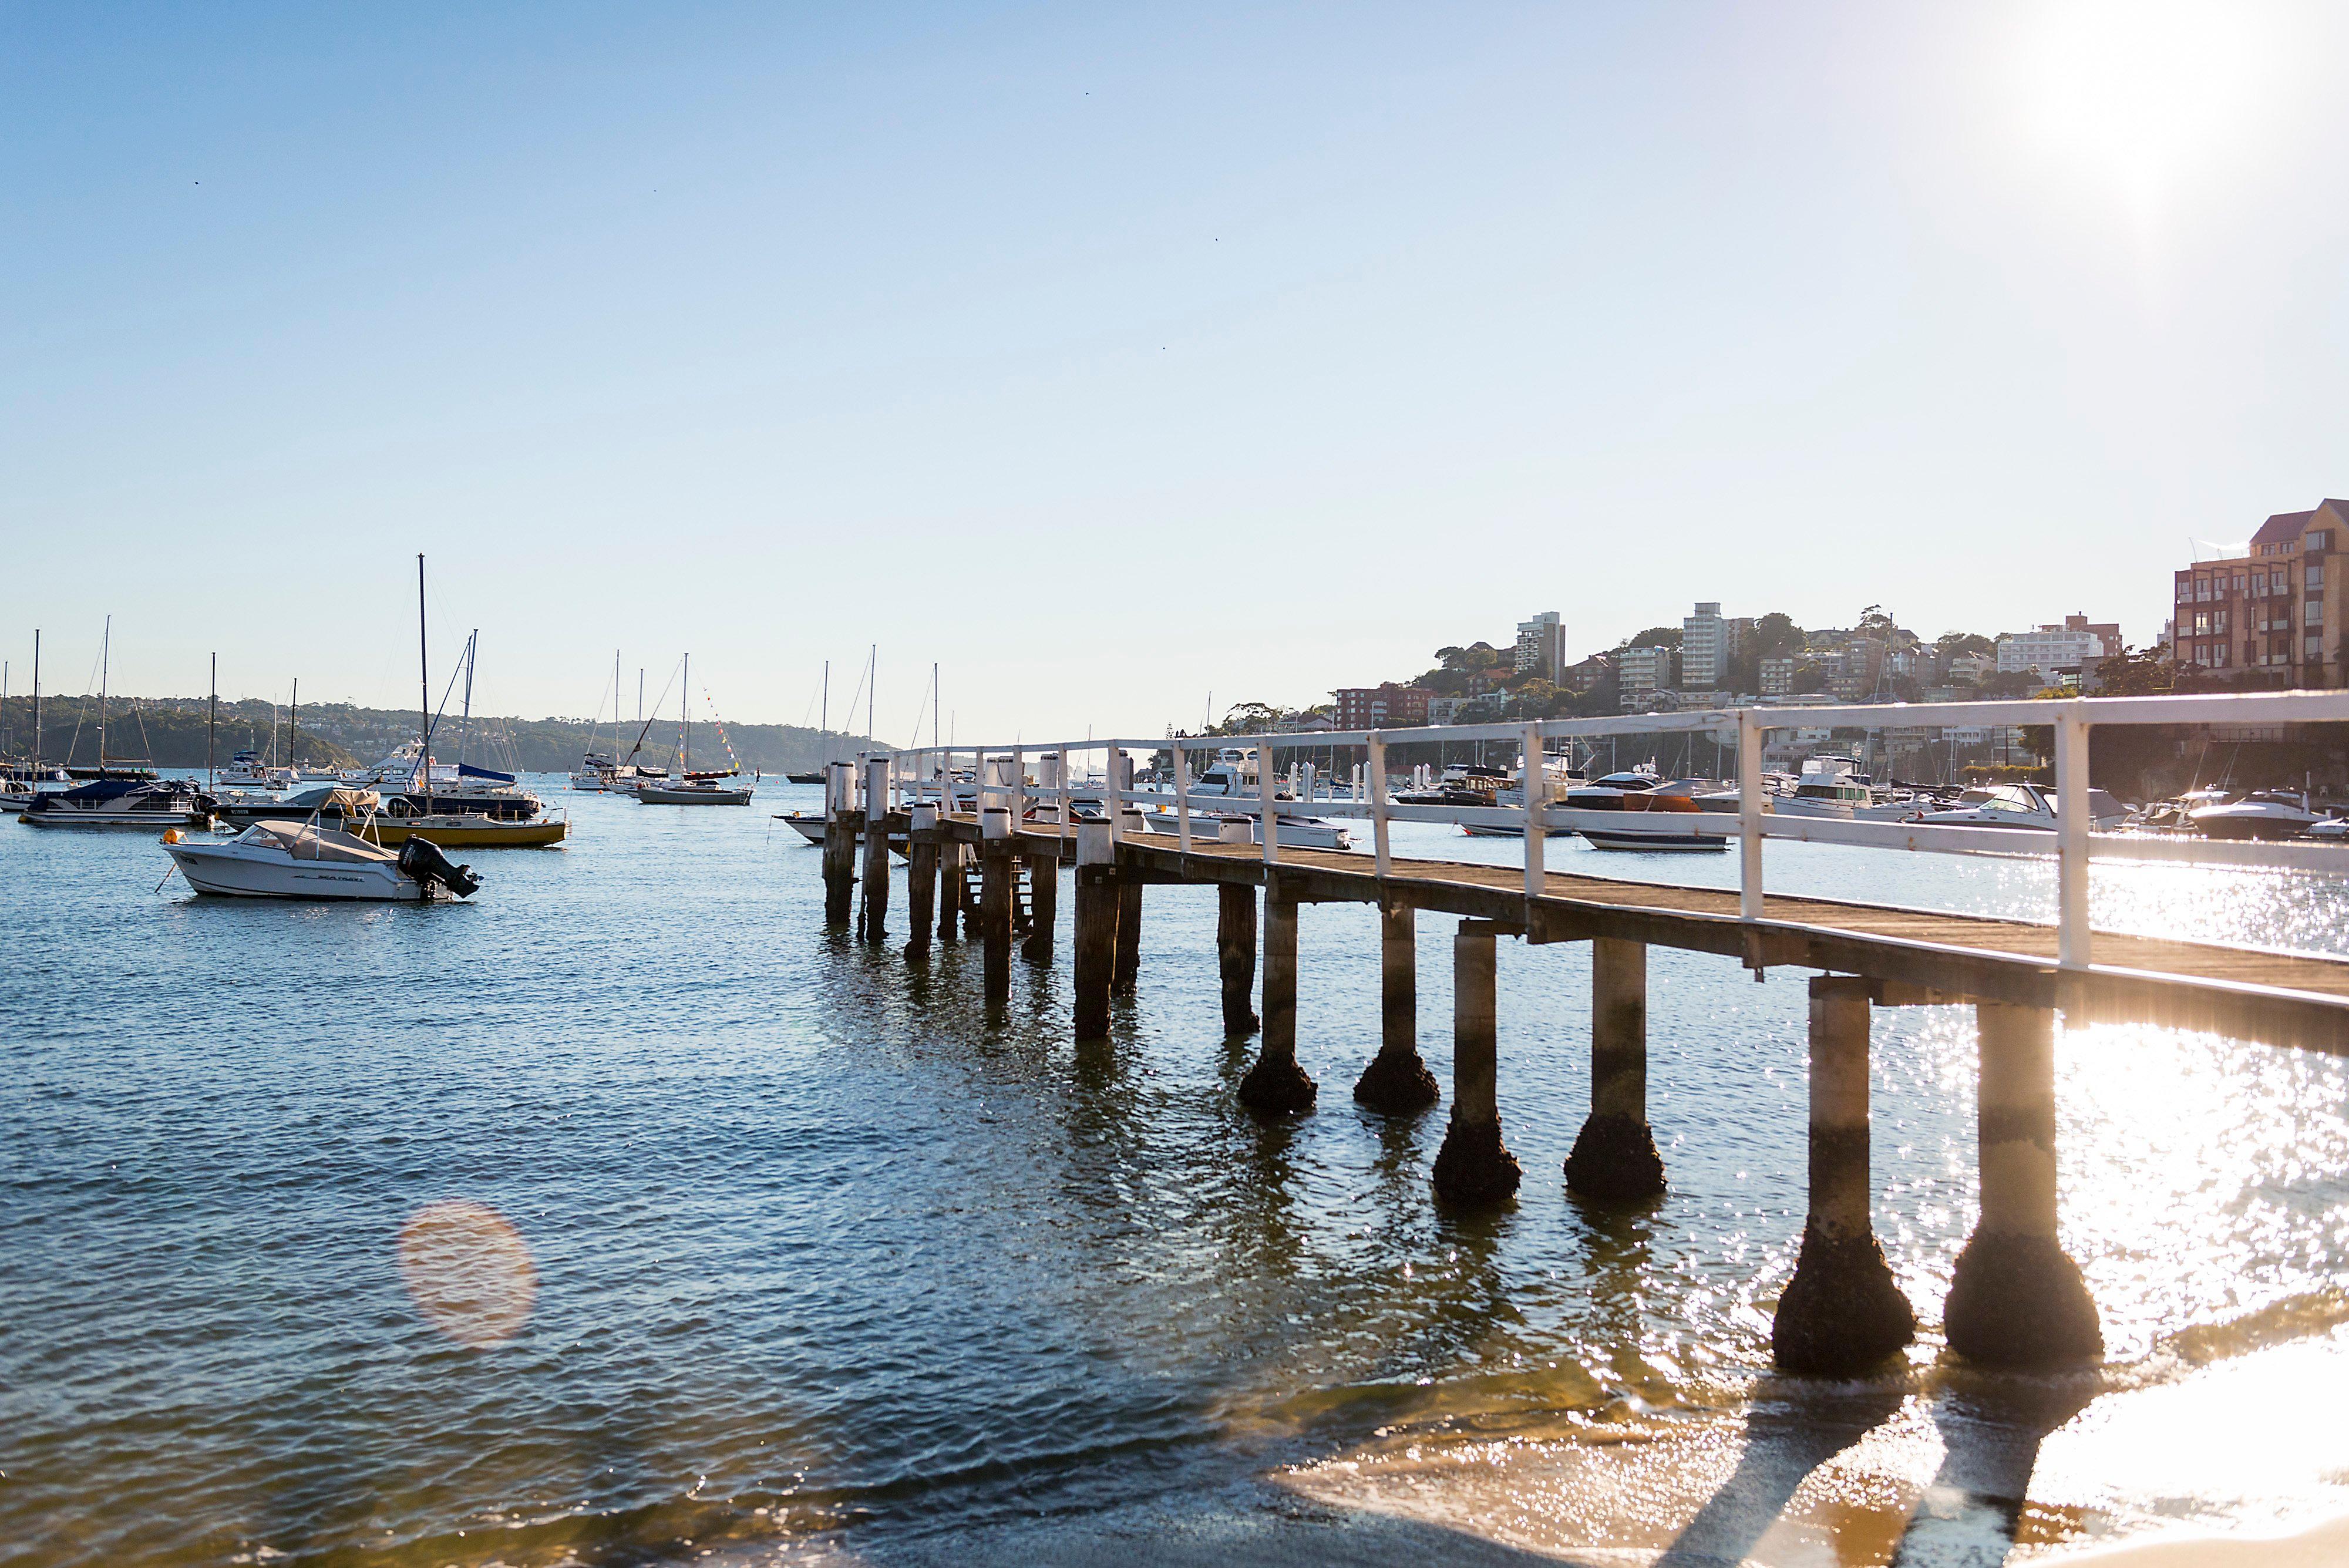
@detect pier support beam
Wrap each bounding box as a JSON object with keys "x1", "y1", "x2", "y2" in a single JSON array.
[
  {"x1": 905, "y1": 805, "x2": 938, "y2": 960},
  {"x1": 1564, "y1": 938, "x2": 1667, "y2": 1201},
  {"x1": 1022, "y1": 850, "x2": 1058, "y2": 963},
  {"x1": 937, "y1": 846, "x2": 963, "y2": 943},
  {"x1": 1238, "y1": 896, "x2": 1315, "y2": 1115},
  {"x1": 1432, "y1": 921, "x2": 1520, "y2": 1205},
  {"x1": 1354, "y1": 901, "x2": 1438, "y2": 1113},
  {"x1": 1216, "y1": 883, "x2": 1260, "y2": 1035},
  {"x1": 1073, "y1": 823, "x2": 1116, "y2": 1041},
  {"x1": 980, "y1": 844, "x2": 1014, "y2": 1005},
  {"x1": 860, "y1": 818, "x2": 891, "y2": 947},
  {"x1": 1944, "y1": 1003, "x2": 2102, "y2": 1367},
  {"x1": 823, "y1": 816, "x2": 857, "y2": 926},
  {"x1": 1113, "y1": 877, "x2": 1143, "y2": 996},
  {"x1": 1773, "y1": 977, "x2": 1917, "y2": 1375}
]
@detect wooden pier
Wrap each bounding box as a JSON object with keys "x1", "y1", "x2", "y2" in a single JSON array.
[{"x1": 812, "y1": 691, "x2": 2349, "y2": 1377}]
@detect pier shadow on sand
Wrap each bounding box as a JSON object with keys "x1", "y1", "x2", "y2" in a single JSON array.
[{"x1": 1654, "y1": 1374, "x2": 1910, "y2": 1568}]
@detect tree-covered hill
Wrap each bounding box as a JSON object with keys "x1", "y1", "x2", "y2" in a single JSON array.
[{"x1": 0, "y1": 694, "x2": 871, "y2": 775}]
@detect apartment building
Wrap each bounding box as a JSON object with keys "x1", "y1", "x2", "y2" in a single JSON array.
[
  {"x1": 2173, "y1": 500, "x2": 2349, "y2": 682},
  {"x1": 1759, "y1": 656, "x2": 1796, "y2": 696},
  {"x1": 1513, "y1": 611, "x2": 1564, "y2": 684},
  {"x1": 1616, "y1": 646, "x2": 1673, "y2": 708},
  {"x1": 1997, "y1": 615, "x2": 2117, "y2": 680},
  {"x1": 1332, "y1": 684, "x2": 1430, "y2": 729}
]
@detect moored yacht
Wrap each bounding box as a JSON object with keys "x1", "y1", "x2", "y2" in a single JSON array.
[
  {"x1": 21, "y1": 778, "x2": 214, "y2": 829},
  {"x1": 163, "y1": 819, "x2": 479, "y2": 900}
]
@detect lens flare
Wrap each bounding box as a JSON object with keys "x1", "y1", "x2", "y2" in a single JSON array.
[{"x1": 398, "y1": 1200, "x2": 537, "y2": 1349}]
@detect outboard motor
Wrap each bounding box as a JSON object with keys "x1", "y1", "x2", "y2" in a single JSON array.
[{"x1": 398, "y1": 836, "x2": 481, "y2": 899}]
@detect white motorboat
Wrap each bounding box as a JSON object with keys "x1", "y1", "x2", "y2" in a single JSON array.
[
  {"x1": 217, "y1": 749, "x2": 298, "y2": 789},
  {"x1": 2189, "y1": 790, "x2": 2326, "y2": 841},
  {"x1": 778, "y1": 810, "x2": 827, "y2": 843},
  {"x1": 20, "y1": 778, "x2": 214, "y2": 829},
  {"x1": 635, "y1": 777, "x2": 755, "y2": 805},
  {"x1": 0, "y1": 780, "x2": 38, "y2": 814},
  {"x1": 163, "y1": 819, "x2": 480, "y2": 901},
  {"x1": 1149, "y1": 809, "x2": 1350, "y2": 850},
  {"x1": 1910, "y1": 782, "x2": 2131, "y2": 832}
]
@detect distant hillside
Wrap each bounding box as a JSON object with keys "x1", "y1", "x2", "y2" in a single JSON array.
[{"x1": 0, "y1": 695, "x2": 872, "y2": 775}]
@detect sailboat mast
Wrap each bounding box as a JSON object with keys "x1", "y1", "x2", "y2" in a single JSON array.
[
  {"x1": 867, "y1": 644, "x2": 875, "y2": 742},
  {"x1": 681, "y1": 652, "x2": 690, "y2": 775},
  {"x1": 459, "y1": 631, "x2": 476, "y2": 770},
  {"x1": 291, "y1": 678, "x2": 299, "y2": 769},
  {"x1": 417, "y1": 554, "x2": 431, "y2": 813},
  {"x1": 208, "y1": 653, "x2": 217, "y2": 790},
  {"x1": 821, "y1": 660, "x2": 829, "y2": 735},
  {"x1": 98, "y1": 616, "x2": 110, "y2": 776},
  {"x1": 31, "y1": 631, "x2": 39, "y2": 774},
  {"x1": 933, "y1": 662, "x2": 939, "y2": 755}
]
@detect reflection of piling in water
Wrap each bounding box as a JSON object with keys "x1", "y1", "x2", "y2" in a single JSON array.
[
  {"x1": 1772, "y1": 977, "x2": 1917, "y2": 1375},
  {"x1": 1944, "y1": 1002, "x2": 2102, "y2": 1366},
  {"x1": 1432, "y1": 920, "x2": 1520, "y2": 1205},
  {"x1": 1565, "y1": 937, "x2": 1667, "y2": 1201},
  {"x1": 1354, "y1": 900, "x2": 1439, "y2": 1113}
]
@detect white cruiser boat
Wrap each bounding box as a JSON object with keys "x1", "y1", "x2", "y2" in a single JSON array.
[
  {"x1": 164, "y1": 819, "x2": 480, "y2": 901},
  {"x1": 1150, "y1": 809, "x2": 1350, "y2": 851},
  {"x1": 2189, "y1": 789, "x2": 2326, "y2": 841},
  {"x1": 217, "y1": 749, "x2": 298, "y2": 789},
  {"x1": 21, "y1": 778, "x2": 214, "y2": 829},
  {"x1": 635, "y1": 776, "x2": 754, "y2": 805},
  {"x1": 1910, "y1": 782, "x2": 2130, "y2": 831}
]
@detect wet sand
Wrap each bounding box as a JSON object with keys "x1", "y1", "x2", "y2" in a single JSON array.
[{"x1": 1280, "y1": 1326, "x2": 2349, "y2": 1566}]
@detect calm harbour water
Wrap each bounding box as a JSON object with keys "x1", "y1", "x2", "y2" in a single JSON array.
[{"x1": 6, "y1": 780, "x2": 2349, "y2": 1566}]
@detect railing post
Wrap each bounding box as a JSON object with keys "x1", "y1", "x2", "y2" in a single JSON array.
[
  {"x1": 1013, "y1": 745, "x2": 1026, "y2": 829},
  {"x1": 1102, "y1": 745, "x2": 1120, "y2": 847},
  {"x1": 1368, "y1": 732, "x2": 1391, "y2": 878},
  {"x1": 1738, "y1": 708, "x2": 1764, "y2": 920},
  {"x1": 2057, "y1": 708, "x2": 2090, "y2": 970},
  {"x1": 1522, "y1": 721, "x2": 1544, "y2": 900},
  {"x1": 1174, "y1": 741, "x2": 1192, "y2": 853},
  {"x1": 1258, "y1": 740, "x2": 1278, "y2": 866}
]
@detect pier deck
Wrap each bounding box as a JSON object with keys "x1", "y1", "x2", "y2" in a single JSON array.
[{"x1": 934, "y1": 813, "x2": 2349, "y2": 1054}]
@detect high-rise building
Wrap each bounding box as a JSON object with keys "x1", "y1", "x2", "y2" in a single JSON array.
[
  {"x1": 2173, "y1": 500, "x2": 2348, "y2": 682},
  {"x1": 1617, "y1": 646, "x2": 1672, "y2": 708},
  {"x1": 1759, "y1": 656, "x2": 1796, "y2": 696},
  {"x1": 1514, "y1": 611, "x2": 1564, "y2": 684},
  {"x1": 1681, "y1": 602, "x2": 1726, "y2": 689}
]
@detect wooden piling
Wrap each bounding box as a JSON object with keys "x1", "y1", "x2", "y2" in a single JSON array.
[
  {"x1": 1943, "y1": 1002, "x2": 2102, "y2": 1365},
  {"x1": 822, "y1": 765, "x2": 856, "y2": 925},
  {"x1": 860, "y1": 761, "x2": 891, "y2": 944},
  {"x1": 1237, "y1": 894, "x2": 1315, "y2": 1114},
  {"x1": 1073, "y1": 822, "x2": 1116, "y2": 1040},
  {"x1": 1564, "y1": 937, "x2": 1667, "y2": 1200},
  {"x1": 1354, "y1": 900, "x2": 1438, "y2": 1112},
  {"x1": 1432, "y1": 920, "x2": 1519, "y2": 1203},
  {"x1": 1216, "y1": 881, "x2": 1259, "y2": 1035},
  {"x1": 1113, "y1": 876, "x2": 1142, "y2": 995},
  {"x1": 937, "y1": 844, "x2": 963, "y2": 943},
  {"x1": 1022, "y1": 850, "x2": 1058, "y2": 963},
  {"x1": 905, "y1": 803, "x2": 938, "y2": 960},
  {"x1": 1772, "y1": 977, "x2": 1916, "y2": 1374},
  {"x1": 980, "y1": 843, "x2": 1013, "y2": 1005}
]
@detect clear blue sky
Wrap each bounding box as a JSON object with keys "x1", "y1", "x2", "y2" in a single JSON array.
[{"x1": 6, "y1": 2, "x2": 2346, "y2": 743}]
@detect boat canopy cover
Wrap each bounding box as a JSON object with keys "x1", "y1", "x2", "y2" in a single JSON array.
[
  {"x1": 238, "y1": 821, "x2": 399, "y2": 863},
  {"x1": 457, "y1": 763, "x2": 516, "y2": 784},
  {"x1": 280, "y1": 785, "x2": 379, "y2": 812},
  {"x1": 54, "y1": 778, "x2": 181, "y2": 803}
]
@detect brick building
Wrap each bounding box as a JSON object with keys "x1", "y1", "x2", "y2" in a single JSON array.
[
  {"x1": 1332, "y1": 683, "x2": 1430, "y2": 729},
  {"x1": 2174, "y1": 499, "x2": 2349, "y2": 682}
]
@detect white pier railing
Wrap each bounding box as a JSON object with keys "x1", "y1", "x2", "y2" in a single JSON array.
[{"x1": 858, "y1": 689, "x2": 2349, "y2": 974}]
